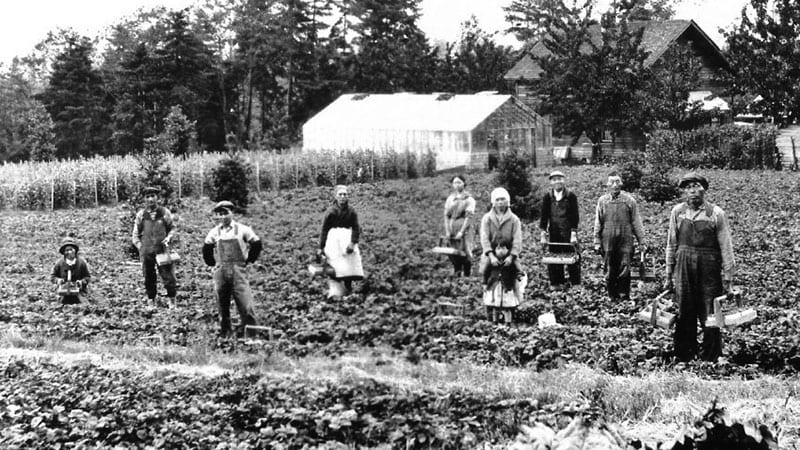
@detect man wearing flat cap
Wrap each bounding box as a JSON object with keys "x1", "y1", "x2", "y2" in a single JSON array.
[
  {"x1": 132, "y1": 186, "x2": 178, "y2": 304},
  {"x1": 540, "y1": 171, "x2": 581, "y2": 288},
  {"x1": 665, "y1": 172, "x2": 735, "y2": 362},
  {"x1": 203, "y1": 200, "x2": 263, "y2": 337}
]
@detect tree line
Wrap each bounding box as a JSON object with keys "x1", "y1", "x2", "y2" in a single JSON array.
[
  {"x1": 0, "y1": 0, "x2": 798, "y2": 163},
  {"x1": 0, "y1": 0, "x2": 515, "y2": 162}
]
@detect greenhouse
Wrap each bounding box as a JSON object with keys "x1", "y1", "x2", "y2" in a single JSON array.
[{"x1": 302, "y1": 92, "x2": 552, "y2": 170}]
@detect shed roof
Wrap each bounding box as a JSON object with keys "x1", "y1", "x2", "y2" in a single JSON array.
[
  {"x1": 303, "y1": 93, "x2": 534, "y2": 132},
  {"x1": 505, "y1": 19, "x2": 725, "y2": 80}
]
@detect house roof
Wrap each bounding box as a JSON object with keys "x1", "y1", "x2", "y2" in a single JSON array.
[
  {"x1": 504, "y1": 19, "x2": 725, "y2": 81},
  {"x1": 303, "y1": 93, "x2": 538, "y2": 133}
]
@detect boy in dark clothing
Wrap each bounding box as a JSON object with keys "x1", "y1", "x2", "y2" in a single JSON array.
[{"x1": 51, "y1": 238, "x2": 91, "y2": 305}]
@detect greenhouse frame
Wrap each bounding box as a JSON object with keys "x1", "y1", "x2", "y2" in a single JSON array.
[{"x1": 302, "y1": 93, "x2": 553, "y2": 170}]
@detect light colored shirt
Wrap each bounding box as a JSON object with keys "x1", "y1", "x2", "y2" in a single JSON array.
[
  {"x1": 204, "y1": 220, "x2": 260, "y2": 259},
  {"x1": 665, "y1": 201, "x2": 735, "y2": 281}
]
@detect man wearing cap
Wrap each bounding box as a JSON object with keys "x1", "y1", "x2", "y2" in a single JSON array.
[
  {"x1": 665, "y1": 172, "x2": 735, "y2": 362},
  {"x1": 132, "y1": 186, "x2": 178, "y2": 303},
  {"x1": 540, "y1": 171, "x2": 581, "y2": 288},
  {"x1": 203, "y1": 200, "x2": 263, "y2": 337},
  {"x1": 317, "y1": 185, "x2": 364, "y2": 297},
  {"x1": 51, "y1": 238, "x2": 91, "y2": 305},
  {"x1": 593, "y1": 170, "x2": 645, "y2": 301}
]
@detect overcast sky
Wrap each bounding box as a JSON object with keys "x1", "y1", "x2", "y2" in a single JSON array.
[{"x1": 0, "y1": 0, "x2": 751, "y2": 66}]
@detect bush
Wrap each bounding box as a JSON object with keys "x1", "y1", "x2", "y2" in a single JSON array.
[
  {"x1": 640, "y1": 171, "x2": 680, "y2": 204},
  {"x1": 211, "y1": 152, "x2": 252, "y2": 211},
  {"x1": 494, "y1": 149, "x2": 541, "y2": 220},
  {"x1": 613, "y1": 152, "x2": 645, "y2": 192},
  {"x1": 647, "y1": 124, "x2": 781, "y2": 170}
]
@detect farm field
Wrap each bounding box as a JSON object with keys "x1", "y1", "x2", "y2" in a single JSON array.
[{"x1": 1, "y1": 166, "x2": 799, "y2": 448}]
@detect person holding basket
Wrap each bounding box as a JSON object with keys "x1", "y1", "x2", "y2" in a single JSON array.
[
  {"x1": 442, "y1": 175, "x2": 476, "y2": 277},
  {"x1": 317, "y1": 185, "x2": 364, "y2": 298}
]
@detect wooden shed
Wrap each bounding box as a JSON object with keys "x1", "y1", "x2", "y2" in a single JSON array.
[{"x1": 302, "y1": 93, "x2": 553, "y2": 170}]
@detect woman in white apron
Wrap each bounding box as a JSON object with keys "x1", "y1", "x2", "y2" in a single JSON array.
[{"x1": 317, "y1": 185, "x2": 364, "y2": 298}]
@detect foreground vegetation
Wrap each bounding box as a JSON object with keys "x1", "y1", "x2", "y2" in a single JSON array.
[{"x1": 1, "y1": 166, "x2": 798, "y2": 447}]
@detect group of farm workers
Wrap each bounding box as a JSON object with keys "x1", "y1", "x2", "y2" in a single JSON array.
[
  {"x1": 49, "y1": 168, "x2": 734, "y2": 362},
  {"x1": 439, "y1": 170, "x2": 734, "y2": 363}
]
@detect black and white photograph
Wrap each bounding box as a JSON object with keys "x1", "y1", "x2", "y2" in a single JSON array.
[{"x1": 0, "y1": 0, "x2": 796, "y2": 447}]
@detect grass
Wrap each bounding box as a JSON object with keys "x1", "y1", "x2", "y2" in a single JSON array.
[{"x1": 2, "y1": 325, "x2": 799, "y2": 446}]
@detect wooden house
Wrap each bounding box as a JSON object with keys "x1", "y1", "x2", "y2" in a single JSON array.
[
  {"x1": 302, "y1": 93, "x2": 553, "y2": 170},
  {"x1": 504, "y1": 19, "x2": 731, "y2": 160}
]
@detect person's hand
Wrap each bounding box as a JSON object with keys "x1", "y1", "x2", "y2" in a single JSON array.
[
  {"x1": 593, "y1": 244, "x2": 602, "y2": 256},
  {"x1": 454, "y1": 231, "x2": 463, "y2": 240},
  {"x1": 489, "y1": 253, "x2": 500, "y2": 266},
  {"x1": 162, "y1": 236, "x2": 171, "y2": 246},
  {"x1": 662, "y1": 276, "x2": 674, "y2": 292},
  {"x1": 346, "y1": 243, "x2": 355, "y2": 254},
  {"x1": 569, "y1": 231, "x2": 578, "y2": 245},
  {"x1": 723, "y1": 279, "x2": 732, "y2": 294},
  {"x1": 56, "y1": 278, "x2": 64, "y2": 285},
  {"x1": 502, "y1": 256, "x2": 514, "y2": 267}
]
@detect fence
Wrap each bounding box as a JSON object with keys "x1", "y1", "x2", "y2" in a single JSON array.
[{"x1": 0, "y1": 149, "x2": 437, "y2": 211}]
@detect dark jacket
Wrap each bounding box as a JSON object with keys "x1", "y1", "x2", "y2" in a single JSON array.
[
  {"x1": 539, "y1": 189, "x2": 580, "y2": 233},
  {"x1": 320, "y1": 202, "x2": 360, "y2": 249}
]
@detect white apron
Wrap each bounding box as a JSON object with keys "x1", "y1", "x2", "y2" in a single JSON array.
[
  {"x1": 323, "y1": 228, "x2": 364, "y2": 280},
  {"x1": 483, "y1": 273, "x2": 527, "y2": 308}
]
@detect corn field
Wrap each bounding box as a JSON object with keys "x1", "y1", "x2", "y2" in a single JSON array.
[{"x1": 0, "y1": 149, "x2": 437, "y2": 210}]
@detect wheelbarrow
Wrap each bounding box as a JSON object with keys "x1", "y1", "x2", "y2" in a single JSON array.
[
  {"x1": 541, "y1": 242, "x2": 580, "y2": 265},
  {"x1": 430, "y1": 237, "x2": 467, "y2": 257},
  {"x1": 704, "y1": 288, "x2": 757, "y2": 329},
  {"x1": 630, "y1": 245, "x2": 656, "y2": 281},
  {"x1": 637, "y1": 289, "x2": 676, "y2": 329}
]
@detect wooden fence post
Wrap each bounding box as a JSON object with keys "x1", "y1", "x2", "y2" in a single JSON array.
[
  {"x1": 50, "y1": 178, "x2": 55, "y2": 211},
  {"x1": 200, "y1": 163, "x2": 204, "y2": 198},
  {"x1": 256, "y1": 161, "x2": 261, "y2": 194},
  {"x1": 93, "y1": 170, "x2": 98, "y2": 207},
  {"x1": 177, "y1": 167, "x2": 182, "y2": 199},
  {"x1": 72, "y1": 179, "x2": 77, "y2": 208},
  {"x1": 294, "y1": 152, "x2": 299, "y2": 189},
  {"x1": 113, "y1": 170, "x2": 119, "y2": 205}
]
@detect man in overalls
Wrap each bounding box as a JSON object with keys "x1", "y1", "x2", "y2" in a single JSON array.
[
  {"x1": 593, "y1": 170, "x2": 645, "y2": 301},
  {"x1": 664, "y1": 173, "x2": 735, "y2": 362},
  {"x1": 132, "y1": 186, "x2": 177, "y2": 304},
  {"x1": 203, "y1": 201, "x2": 263, "y2": 337},
  {"x1": 539, "y1": 171, "x2": 581, "y2": 288}
]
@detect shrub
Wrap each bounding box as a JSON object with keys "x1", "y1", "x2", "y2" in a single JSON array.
[
  {"x1": 640, "y1": 171, "x2": 680, "y2": 204},
  {"x1": 211, "y1": 152, "x2": 252, "y2": 211},
  {"x1": 614, "y1": 151, "x2": 645, "y2": 192},
  {"x1": 647, "y1": 124, "x2": 781, "y2": 170},
  {"x1": 494, "y1": 148, "x2": 541, "y2": 220}
]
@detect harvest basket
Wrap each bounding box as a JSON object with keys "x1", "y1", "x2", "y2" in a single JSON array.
[
  {"x1": 430, "y1": 237, "x2": 466, "y2": 257},
  {"x1": 56, "y1": 281, "x2": 80, "y2": 296},
  {"x1": 155, "y1": 245, "x2": 180, "y2": 267},
  {"x1": 637, "y1": 289, "x2": 675, "y2": 329},
  {"x1": 541, "y1": 242, "x2": 580, "y2": 265},
  {"x1": 704, "y1": 288, "x2": 757, "y2": 328},
  {"x1": 630, "y1": 245, "x2": 656, "y2": 281}
]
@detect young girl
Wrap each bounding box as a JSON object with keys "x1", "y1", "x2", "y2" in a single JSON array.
[{"x1": 51, "y1": 238, "x2": 91, "y2": 305}]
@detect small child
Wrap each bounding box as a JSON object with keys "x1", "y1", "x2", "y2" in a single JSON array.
[
  {"x1": 482, "y1": 238, "x2": 523, "y2": 300},
  {"x1": 51, "y1": 238, "x2": 91, "y2": 305}
]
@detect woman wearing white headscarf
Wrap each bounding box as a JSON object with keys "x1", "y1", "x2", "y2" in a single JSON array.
[
  {"x1": 317, "y1": 185, "x2": 364, "y2": 297},
  {"x1": 479, "y1": 187, "x2": 525, "y2": 322}
]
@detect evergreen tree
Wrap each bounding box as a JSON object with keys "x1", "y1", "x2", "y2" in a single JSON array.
[
  {"x1": 38, "y1": 36, "x2": 111, "y2": 159},
  {"x1": 350, "y1": 0, "x2": 437, "y2": 93},
  {"x1": 110, "y1": 42, "x2": 157, "y2": 155}
]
